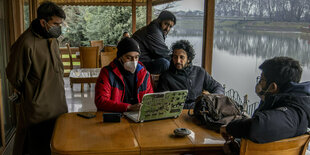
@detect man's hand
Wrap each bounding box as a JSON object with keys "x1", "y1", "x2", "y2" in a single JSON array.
[
  {"x1": 220, "y1": 125, "x2": 234, "y2": 141},
  {"x1": 202, "y1": 90, "x2": 210, "y2": 95},
  {"x1": 127, "y1": 103, "x2": 141, "y2": 111}
]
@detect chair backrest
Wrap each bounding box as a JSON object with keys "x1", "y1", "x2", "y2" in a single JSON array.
[
  {"x1": 90, "y1": 40, "x2": 104, "y2": 52},
  {"x1": 100, "y1": 45, "x2": 117, "y2": 67},
  {"x1": 79, "y1": 46, "x2": 100, "y2": 68},
  {"x1": 240, "y1": 134, "x2": 310, "y2": 155},
  {"x1": 151, "y1": 74, "x2": 160, "y2": 91},
  {"x1": 66, "y1": 43, "x2": 73, "y2": 70}
]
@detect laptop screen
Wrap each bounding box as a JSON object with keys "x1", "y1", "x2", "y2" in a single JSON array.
[{"x1": 139, "y1": 90, "x2": 188, "y2": 121}]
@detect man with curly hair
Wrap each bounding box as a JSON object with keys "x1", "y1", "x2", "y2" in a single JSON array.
[{"x1": 157, "y1": 40, "x2": 224, "y2": 109}]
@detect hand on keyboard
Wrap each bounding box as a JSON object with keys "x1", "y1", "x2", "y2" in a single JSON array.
[{"x1": 127, "y1": 103, "x2": 141, "y2": 111}]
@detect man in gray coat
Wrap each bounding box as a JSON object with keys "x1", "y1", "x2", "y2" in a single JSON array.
[
  {"x1": 6, "y1": 2, "x2": 68, "y2": 154},
  {"x1": 157, "y1": 40, "x2": 224, "y2": 109},
  {"x1": 132, "y1": 11, "x2": 176, "y2": 74}
]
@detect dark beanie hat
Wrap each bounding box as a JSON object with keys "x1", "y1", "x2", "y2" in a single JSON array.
[
  {"x1": 117, "y1": 37, "x2": 141, "y2": 58},
  {"x1": 157, "y1": 10, "x2": 176, "y2": 25}
]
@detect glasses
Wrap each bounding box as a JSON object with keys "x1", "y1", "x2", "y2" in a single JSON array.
[{"x1": 256, "y1": 76, "x2": 266, "y2": 84}]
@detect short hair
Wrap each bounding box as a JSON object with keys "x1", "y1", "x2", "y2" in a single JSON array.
[
  {"x1": 37, "y1": 1, "x2": 66, "y2": 21},
  {"x1": 259, "y1": 56, "x2": 302, "y2": 90},
  {"x1": 171, "y1": 40, "x2": 195, "y2": 63},
  {"x1": 123, "y1": 31, "x2": 129, "y2": 36},
  {"x1": 157, "y1": 11, "x2": 176, "y2": 25}
]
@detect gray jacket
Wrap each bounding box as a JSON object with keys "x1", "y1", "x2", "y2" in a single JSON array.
[{"x1": 157, "y1": 64, "x2": 224, "y2": 108}]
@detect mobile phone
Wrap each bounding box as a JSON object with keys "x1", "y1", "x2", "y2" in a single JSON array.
[{"x1": 77, "y1": 112, "x2": 96, "y2": 119}]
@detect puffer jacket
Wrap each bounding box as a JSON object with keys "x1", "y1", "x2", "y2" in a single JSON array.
[
  {"x1": 157, "y1": 64, "x2": 224, "y2": 108},
  {"x1": 227, "y1": 81, "x2": 310, "y2": 143},
  {"x1": 95, "y1": 59, "x2": 153, "y2": 112}
]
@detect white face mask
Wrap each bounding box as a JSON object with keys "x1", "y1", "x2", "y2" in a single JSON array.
[{"x1": 123, "y1": 61, "x2": 138, "y2": 73}]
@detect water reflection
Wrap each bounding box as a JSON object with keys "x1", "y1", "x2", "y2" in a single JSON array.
[
  {"x1": 165, "y1": 29, "x2": 310, "y2": 105},
  {"x1": 213, "y1": 30, "x2": 310, "y2": 67},
  {"x1": 213, "y1": 29, "x2": 310, "y2": 105}
]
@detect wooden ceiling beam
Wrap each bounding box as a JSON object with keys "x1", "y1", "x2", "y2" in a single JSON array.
[{"x1": 56, "y1": 2, "x2": 146, "y2": 6}]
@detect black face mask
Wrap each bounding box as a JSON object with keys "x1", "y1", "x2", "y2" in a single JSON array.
[
  {"x1": 256, "y1": 83, "x2": 272, "y2": 97},
  {"x1": 45, "y1": 21, "x2": 62, "y2": 38}
]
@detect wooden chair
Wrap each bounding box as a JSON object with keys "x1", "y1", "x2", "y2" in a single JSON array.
[
  {"x1": 66, "y1": 43, "x2": 80, "y2": 88},
  {"x1": 66, "y1": 43, "x2": 74, "y2": 70},
  {"x1": 90, "y1": 40, "x2": 104, "y2": 52},
  {"x1": 79, "y1": 46, "x2": 100, "y2": 68},
  {"x1": 77, "y1": 46, "x2": 99, "y2": 91},
  {"x1": 100, "y1": 45, "x2": 117, "y2": 67},
  {"x1": 151, "y1": 74, "x2": 160, "y2": 91},
  {"x1": 240, "y1": 134, "x2": 310, "y2": 155}
]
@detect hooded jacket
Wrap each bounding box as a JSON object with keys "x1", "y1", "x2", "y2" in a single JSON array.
[
  {"x1": 226, "y1": 81, "x2": 310, "y2": 143},
  {"x1": 132, "y1": 19, "x2": 171, "y2": 62},
  {"x1": 157, "y1": 64, "x2": 225, "y2": 108},
  {"x1": 95, "y1": 59, "x2": 153, "y2": 112}
]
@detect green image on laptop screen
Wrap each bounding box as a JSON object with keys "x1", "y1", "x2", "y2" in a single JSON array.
[{"x1": 139, "y1": 90, "x2": 188, "y2": 121}]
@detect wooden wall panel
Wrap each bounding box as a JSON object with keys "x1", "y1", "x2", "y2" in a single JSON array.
[
  {"x1": 8, "y1": 0, "x2": 24, "y2": 46},
  {"x1": 202, "y1": 0, "x2": 215, "y2": 74}
]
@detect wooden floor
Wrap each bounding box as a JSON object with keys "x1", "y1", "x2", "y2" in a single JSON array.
[{"x1": 64, "y1": 77, "x2": 97, "y2": 112}]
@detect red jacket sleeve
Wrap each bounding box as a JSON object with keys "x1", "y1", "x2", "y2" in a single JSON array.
[
  {"x1": 146, "y1": 73, "x2": 154, "y2": 94},
  {"x1": 95, "y1": 68, "x2": 130, "y2": 112}
]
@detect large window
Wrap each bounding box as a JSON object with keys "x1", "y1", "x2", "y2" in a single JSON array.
[
  {"x1": 0, "y1": 0, "x2": 17, "y2": 151},
  {"x1": 23, "y1": 0, "x2": 30, "y2": 29},
  {"x1": 60, "y1": 5, "x2": 147, "y2": 47},
  {"x1": 154, "y1": 0, "x2": 205, "y2": 66},
  {"x1": 212, "y1": 0, "x2": 310, "y2": 106}
]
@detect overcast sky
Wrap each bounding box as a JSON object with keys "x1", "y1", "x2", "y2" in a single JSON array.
[{"x1": 155, "y1": 0, "x2": 204, "y2": 12}]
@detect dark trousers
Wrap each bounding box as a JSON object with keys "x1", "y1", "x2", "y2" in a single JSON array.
[
  {"x1": 23, "y1": 118, "x2": 56, "y2": 155},
  {"x1": 142, "y1": 58, "x2": 170, "y2": 74}
]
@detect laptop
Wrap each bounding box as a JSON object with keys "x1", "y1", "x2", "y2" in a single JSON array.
[{"x1": 124, "y1": 90, "x2": 188, "y2": 123}]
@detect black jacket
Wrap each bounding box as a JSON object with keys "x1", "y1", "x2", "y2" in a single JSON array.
[
  {"x1": 157, "y1": 64, "x2": 225, "y2": 107},
  {"x1": 132, "y1": 19, "x2": 170, "y2": 62},
  {"x1": 227, "y1": 81, "x2": 310, "y2": 143}
]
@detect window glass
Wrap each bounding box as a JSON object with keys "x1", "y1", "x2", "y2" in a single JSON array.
[
  {"x1": 154, "y1": 0, "x2": 205, "y2": 66},
  {"x1": 24, "y1": 0, "x2": 30, "y2": 29},
  {"x1": 0, "y1": 0, "x2": 16, "y2": 143},
  {"x1": 212, "y1": 0, "x2": 310, "y2": 106},
  {"x1": 60, "y1": 5, "x2": 148, "y2": 47}
]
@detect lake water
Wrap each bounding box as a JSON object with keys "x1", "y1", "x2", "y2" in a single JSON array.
[{"x1": 166, "y1": 30, "x2": 310, "y2": 104}]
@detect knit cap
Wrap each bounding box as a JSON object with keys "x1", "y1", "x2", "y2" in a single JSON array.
[{"x1": 117, "y1": 37, "x2": 141, "y2": 58}]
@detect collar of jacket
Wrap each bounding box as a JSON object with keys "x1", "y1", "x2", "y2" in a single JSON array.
[
  {"x1": 169, "y1": 62, "x2": 193, "y2": 75},
  {"x1": 151, "y1": 19, "x2": 166, "y2": 39},
  {"x1": 30, "y1": 18, "x2": 50, "y2": 39}
]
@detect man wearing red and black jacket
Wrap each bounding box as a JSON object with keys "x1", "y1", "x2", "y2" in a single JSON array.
[{"x1": 95, "y1": 37, "x2": 153, "y2": 112}]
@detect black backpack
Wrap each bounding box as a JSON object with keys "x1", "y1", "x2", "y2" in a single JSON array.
[{"x1": 189, "y1": 94, "x2": 247, "y2": 132}]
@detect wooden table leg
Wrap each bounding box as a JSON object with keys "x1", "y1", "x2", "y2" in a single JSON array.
[{"x1": 81, "y1": 83, "x2": 84, "y2": 92}]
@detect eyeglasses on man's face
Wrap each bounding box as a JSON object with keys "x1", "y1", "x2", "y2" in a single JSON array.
[{"x1": 256, "y1": 76, "x2": 266, "y2": 84}]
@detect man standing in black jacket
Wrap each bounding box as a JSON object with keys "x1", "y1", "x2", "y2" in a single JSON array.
[
  {"x1": 220, "y1": 56, "x2": 310, "y2": 143},
  {"x1": 157, "y1": 40, "x2": 224, "y2": 109},
  {"x1": 132, "y1": 11, "x2": 176, "y2": 74}
]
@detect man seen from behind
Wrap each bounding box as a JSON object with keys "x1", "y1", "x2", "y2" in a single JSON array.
[{"x1": 221, "y1": 56, "x2": 310, "y2": 144}]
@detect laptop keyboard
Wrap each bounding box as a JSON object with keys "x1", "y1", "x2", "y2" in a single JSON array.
[{"x1": 127, "y1": 112, "x2": 139, "y2": 119}]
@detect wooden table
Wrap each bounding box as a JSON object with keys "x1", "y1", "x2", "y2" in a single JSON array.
[
  {"x1": 51, "y1": 110, "x2": 225, "y2": 155},
  {"x1": 69, "y1": 68, "x2": 101, "y2": 92}
]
